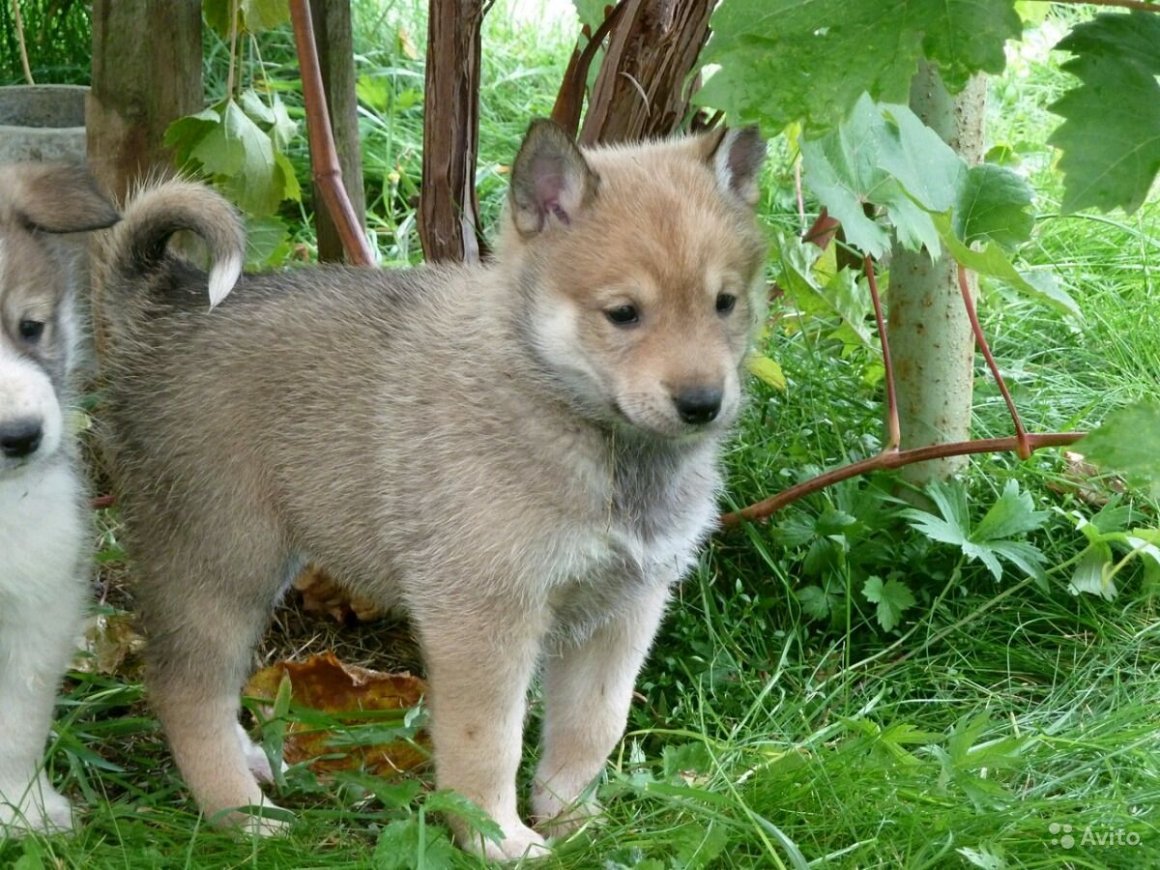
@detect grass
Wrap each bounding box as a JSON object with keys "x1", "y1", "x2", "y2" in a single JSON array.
[{"x1": 4, "y1": 3, "x2": 1160, "y2": 868}]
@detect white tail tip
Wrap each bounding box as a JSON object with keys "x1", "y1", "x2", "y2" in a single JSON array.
[{"x1": 207, "y1": 251, "x2": 244, "y2": 309}]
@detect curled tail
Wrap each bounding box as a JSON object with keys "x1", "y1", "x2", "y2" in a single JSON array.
[{"x1": 96, "y1": 179, "x2": 245, "y2": 338}]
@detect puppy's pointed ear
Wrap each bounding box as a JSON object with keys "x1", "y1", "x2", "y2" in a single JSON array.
[
  {"x1": 697, "y1": 125, "x2": 766, "y2": 208},
  {"x1": 0, "y1": 164, "x2": 120, "y2": 233},
  {"x1": 509, "y1": 119, "x2": 598, "y2": 236}
]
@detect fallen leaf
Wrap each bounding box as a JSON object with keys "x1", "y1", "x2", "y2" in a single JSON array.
[
  {"x1": 1045, "y1": 450, "x2": 1126, "y2": 506},
  {"x1": 245, "y1": 652, "x2": 428, "y2": 777},
  {"x1": 294, "y1": 564, "x2": 385, "y2": 624},
  {"x1": 75, "y1": 611, "x2": 146, "y2": 676}
]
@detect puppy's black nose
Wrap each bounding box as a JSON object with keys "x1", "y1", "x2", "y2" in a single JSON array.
[
  {"x1": 673, "y1": 386, "x2": 723, "y2": 425},
  {"x1": 0, "y1": 420, "x2": 43, "y2": 458}
]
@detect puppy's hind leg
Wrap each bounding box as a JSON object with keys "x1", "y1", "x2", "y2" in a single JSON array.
[
  {"x1": 531, "y1": 582, "x2": 671, "y2": 838},
  {"x1": 134, "y1": 518, "x2": 290, "y2": 835}
]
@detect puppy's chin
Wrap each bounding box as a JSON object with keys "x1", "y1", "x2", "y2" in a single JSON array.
[{"x1": 611, "y1": 400, "x2": 734, "y2": 443}]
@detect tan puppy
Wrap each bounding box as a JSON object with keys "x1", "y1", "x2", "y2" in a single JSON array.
[{"x1": 95, "y1": 120, "x2": 766, "y2": 859}]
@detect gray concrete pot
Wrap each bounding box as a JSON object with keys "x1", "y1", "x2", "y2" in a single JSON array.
[{"x1": 0, "y1": 84, "x2": 87, "y2": 163}]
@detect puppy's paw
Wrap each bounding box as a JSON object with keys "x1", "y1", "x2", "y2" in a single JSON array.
[
  {"x1": 208, "y1": 798, "x2": 292, "y2": 837},
  {"x1": 235, "y1": 722, "x2": 286, "y2": 783},
  {"x1": 0, "y1": 783, "x2": 74, "y2": 836},
  {"x1": 531, "y1": 785, "x2": 601, "y2": 839},
  {"x1": 463, "y1": 821, "x2": 550, "y2": 863}
]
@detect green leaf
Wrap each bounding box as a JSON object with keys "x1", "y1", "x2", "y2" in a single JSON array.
[
  {"x1": 204, "y1": 0, "x2": 291, "y2": 37},
  {"x1": 1079, "y1": 401, "x2": 1160, "y2": 498},
  {"x1": 774, "y1": 234, "x2": 874, "y2": 350},
  {"x1": 746, "y1": 353, "x2": 787, "y2": 391},
  {"x1": 932, "y1": 213, "x2": 1080, "y2": 317},
  {"x1": 1048, "y1": 12, "x2": 1160, "y2": 214},
  {"x1": 572, "y1": 0, "x2": 610, "y2": 31},
  {"x1": 801, "y1": 95, "x2": 944, "y2": 258},
  {"x1": 373, "y1": 817, "x2": 456, "y2": 870},
  {"x1": 972, "y1": 479, "x2": 1048, "y2": 542},
  {"x1": 244, "y1": 215, "x2": 292, "y2": 269},
  {"x1": 163, "y1": 107, "x2": 222, "y2": 167},
  {"x1": 696, "y1": 0, "x2": 1021, "y2": 133},
  {"x1": 903, "y1": 480, "x2": 1047, "y2": 582},
  {"x1": 796, "y1": 585, "x2": 832, "y2": 620},
  {"x1": 422, "y1": 791, "x2": 504, "y2": 845},
  {"x1": 862, "y1": 575, "x2": 916, "y2": 632},
  {"x1": 953, "y1": 163, "x2": 1034, "y2": 249},
  {"x1": 1069, "y1": 543, "x2": 1116, "y2": 601}
]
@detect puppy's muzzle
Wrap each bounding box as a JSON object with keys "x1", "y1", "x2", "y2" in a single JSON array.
[
  {"x1": 672, "y1": 385, "x2": 723, "y2": 426},
  {"x1": 0, "y1": 419, "x2": 44, "y2": 459}
]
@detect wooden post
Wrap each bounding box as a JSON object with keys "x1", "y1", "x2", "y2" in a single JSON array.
[
  {"x1": 419, "y1": 0, "x2": 485, "y2": 263},
  {"x1": 309, "y1": 0, "x2": 366, "y2": 263},
  {"x1": 87, "y1": 0, "x2": 203, "y2": 202}
]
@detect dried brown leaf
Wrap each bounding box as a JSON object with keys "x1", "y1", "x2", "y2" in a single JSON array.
[{"x1": 245, "y1": 651, "x2": 428, "y2": 777}]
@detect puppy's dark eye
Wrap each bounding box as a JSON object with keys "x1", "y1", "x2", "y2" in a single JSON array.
[
  {"x1": 18, "y1": 319, "x2": 45, "y2": 342},
  {"x1": 605, "y1": 304, "x2": 640, "y2": 327},
  {"x1": 716, "y1": 293, "x2": 737, "y2": 315}
]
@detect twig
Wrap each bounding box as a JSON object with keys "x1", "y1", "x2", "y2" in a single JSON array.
[
  {"x1": 719, "y1": 432, "x2": 1086, "y2": 526},
  {"x1": 957, "y1": 263, "x2": 1031, "y2": 459},
  {"x1": 11, "y1": 0, "x2": 34, "y2": 85},
  {"x1": 288, "y1": 0, "x2": 374, "y2": 266},
  {"x1": 865, "y1": 256, "x2": 900, "y2": 451}
]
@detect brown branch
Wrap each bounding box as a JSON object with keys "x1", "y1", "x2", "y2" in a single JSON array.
[
  {"x1": 865, "y1": 256, "x2": 900, "y2": 451},
  {"x1": 288, "y1": 0, "x2": 374, "y2": 267},
  {"x1": 956, "y1": 263, "x2": 1031, "y2": 459},
  {"x1": 551, "y1": 0, "x2": 631, "y2": 136},
  {"x1": 719, "y1": 432, "x2": 1086, "y2": 527}
]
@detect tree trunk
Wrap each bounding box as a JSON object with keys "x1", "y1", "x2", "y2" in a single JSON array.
[
  {"x1": 578, "y1": 0, "x2": 714, "y2": 145},
  {"x1": 87, "y1": 0, "x2": 202, "y2": 202},
  {"x1": 419, "y1": 0, "x2": 485, "y2": 263},
  {"x1": 309, "y1": 0, "x2": 366, "y2": 263},
  {"x1": 888, "y1": 62, "x2": 987, "y2": 485}
]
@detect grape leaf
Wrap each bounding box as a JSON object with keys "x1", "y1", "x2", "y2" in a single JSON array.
[
  {"x1": 801, "y1": 95, "x2": 945, "y2": 258},
  {"x1": 696, "y1": 0, "x2": 1021, "y2": 132},
  {"x1": 1079, "y1": 401, "x2": 1160, "y2": 498},
  {"x1": 953, "y1": 163, "x2": 1034, "y2": 249},
  {"x1": 571, "y1": 0, "x2": 610, "y2": 31},
  {"x1": 204, "y1": 0, "x2": 290, "y2": 37},
  {"x1": 1048, "y1": 12, "x2": 1160, "y2": 214},
  {"x1": 932, "y1": 213, "x2": 1079, "y2": 317},
  {"x1": 862, "y1": 575, "x2": 915, "y2": 632}
]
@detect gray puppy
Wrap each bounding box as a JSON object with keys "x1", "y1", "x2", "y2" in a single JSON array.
[{"x1": 96, "y1": 120, "x2": 766, "y2": 859}]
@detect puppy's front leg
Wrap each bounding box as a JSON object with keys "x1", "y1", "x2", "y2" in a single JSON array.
[
  {"x1": 531, "y1": 581, "x2": 670, "y2": 836},
  {"x1": 417, "y1": 601, "x2": 549, "y2": 861},
  {"x1": 0, "y1": 574, "x2": 84, "y2": 834}
]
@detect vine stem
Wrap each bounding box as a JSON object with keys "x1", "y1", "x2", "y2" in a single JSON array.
[
  {"x1": 865, "y1": 256, "x2": 900, "y2": 451},
  {"x1": 957, "y1": 263, "x2": 1031, "y2": 458},
  {"x1": 288, "y1": 0, "x2": 374, "y2": 266},
  {"x1": 719, "y1": 432, "x2": 1085, "y2": 527}
]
